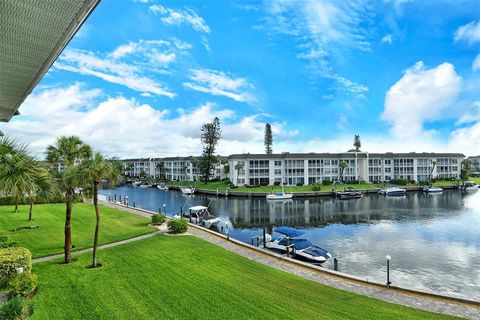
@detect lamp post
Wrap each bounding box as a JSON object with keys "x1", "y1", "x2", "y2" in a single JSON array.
[
  {"x1": 385, "y1": 255, "x2": 391, "y2": 288},
  {"x1": 163, "y1": 203, "x2": 166, "y2": 215}
]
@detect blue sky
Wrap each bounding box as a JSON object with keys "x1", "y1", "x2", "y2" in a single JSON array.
[{"x1": 2, "y1": 0, "x2": 480, "y2": 158}]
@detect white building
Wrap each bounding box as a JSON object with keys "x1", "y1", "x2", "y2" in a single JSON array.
[
  {"x1": 228, "y1": 152, "x2": 464, "y2": 186},
  {"x1": 123, "y1": 157, "x2": 226, "y2": 181}
]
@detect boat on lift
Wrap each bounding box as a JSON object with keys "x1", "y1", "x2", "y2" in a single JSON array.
[
  {"x1": 157, "y1": 183, "x2": 169, "y2": 191},
  {"x1": 181, "y1": 187, "x2": 195, "y2": 195},
  {"x1": 461, "y1": 181, "x2": 479, "y2": 192},
  {"x1": 186, "y1": 206, "x2": 220, "y2": 228},
  {"x1": 379, "y1": 186, "x2": 406, "y2": 197},
  {"x1": 266, "y1": 185, "x2": 293, "y2": 200},
  {"x1": 336, "y1": 187, "x2": 362, "y2": 200},
  {"x1": 264, "y1": 227, "x2": 331, "y2": 263}
]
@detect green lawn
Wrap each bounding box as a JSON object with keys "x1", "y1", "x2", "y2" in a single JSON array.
[
  {"x1": 0, "y1": 203, "x2": 155, "y2": 258},
  {"x1": 30, "y1": 236, "x2": 457, "y2": 320}
]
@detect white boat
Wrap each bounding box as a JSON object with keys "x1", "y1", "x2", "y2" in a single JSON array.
[
  {"x1": 461, "y1": 181, "x2": 479, "y2": 192},
  {"x1": 336, "y1": 187, "x2": 362, "y2": 200},
  {"x1": 423, "y1": 186, "x2": 443, "y2": 193},
  {"x1": 132, "y1": 181, "x2": 142, "y2": 187},
  {"x1": 264, "y1": 227, "x2": 331, "y2": 263},
  {"x1": 181, "y1": 187, "x2": 195, "y2": 195},
  {"x1": 187, "y1": 206, "x2": 220, "y2": 228},
  {"x1": 139, "y1": 183, "x2": 152, "y2": 188},
  {"x1": 379, "y1": 187, "x2": 406, "y2": 197},
  {"x1": 266, "y1": 185, "x2": 293, "y2": 200},
  {"x1": 157, "y1": 184, "x2": 169, "y2": 191}
]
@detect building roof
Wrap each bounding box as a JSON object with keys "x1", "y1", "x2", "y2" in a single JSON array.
[
  {"x1": 228, "y1": 152, "x2": 465, "y2": 160},
  {"x1": 0, "y1": 0, "x2": 100, "y2": 122}
]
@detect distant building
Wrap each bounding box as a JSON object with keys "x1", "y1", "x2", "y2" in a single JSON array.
[
  {"x1": 122, "y1": 157, "x2": 226, "y2": 181},
  {"x1": 227, "y1": 152, "x2": 465, "y2": 186}
]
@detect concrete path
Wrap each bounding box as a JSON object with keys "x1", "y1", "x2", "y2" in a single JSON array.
[{"x1": 188, "y1": 227, "x2": 480, "y2": 320}]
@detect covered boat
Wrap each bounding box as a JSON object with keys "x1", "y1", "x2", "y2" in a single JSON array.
[
  {"x1": 265, "y1": 227, "x2": 331, "y2": 263},
  {"x1": 423, "y1": 186, "x2": 443, "y2": 193},
  {"x1": 461, "y1": 181, "x2": 479, "y2": 192},
  {"x1": 379, "y1": 187, "x2": 406, "y2": 197},
  {"x1": 266, "y1": 185, "x2": 293, "y2": 200},
  {"x1": 181, "y1": 187, "x2": 195, "y2": 195},
  {"x1": 336, "y1": 187, "x2": 362, "y2": 200},
  {"x1": 187, "y1": 206, "x2": 220, "y2": 228}
]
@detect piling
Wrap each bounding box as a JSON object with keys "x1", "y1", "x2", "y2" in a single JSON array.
[
  {"x1": 263, "y1": 228, "x2": 266, "y2": 248},
  {"x1": 334, "y1": 258, "x2": 338, "y2": 271}
]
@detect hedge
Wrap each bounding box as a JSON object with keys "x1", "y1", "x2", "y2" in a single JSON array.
[
  {"x1": 0, "y1": 247, "x2": 32, "y2": 285},
  {"x1": 0, "y1": 195, "x2": 81, "y2": 206},
  {"x1": 167, "y1": 219, "x2": 188, "y2": 234}
]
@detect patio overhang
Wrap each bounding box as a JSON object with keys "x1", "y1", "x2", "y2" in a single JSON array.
[{"x1": 0, "y1": 0, "x2": 101, "y2": 122}]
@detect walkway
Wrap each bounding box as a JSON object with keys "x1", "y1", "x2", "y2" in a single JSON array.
[{"x1": 187, "y1": 227, "x2": 480, "y2": 320}]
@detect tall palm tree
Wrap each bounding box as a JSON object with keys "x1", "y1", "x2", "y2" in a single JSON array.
[
  {"x1": 339, "y1": 161, "x2": 348, "y2": 183},
  {"x1": 81, "y1": 152, "x2": 120, "y2": 268},
  {"x1": 428, "y1": 160, "x2": 437, "y2": 184},
  {"x1": 46, "y1": 136, "x2": 92, "y2": 264},
  {"x1": 28, "y1": 165, "x2": 58, "y2": 221},
  {"x1": 234, "y1": 162, "x2": 244, "y2": 184},
  {"x1": 156, "y1": 162, "x2": 165, "y2": 180}
]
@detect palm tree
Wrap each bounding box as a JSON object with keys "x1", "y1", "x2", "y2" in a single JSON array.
[
  {"x1": 339, "y1": 161, "x2": 348, "y2": 183},
  {"x1": 156, "y1": 162, "x2": 165, "y2": 180},
  {"x1": 428, "y1": 160, "x2": 437, "y2": 184},
  {"x1": 28, "y1": 165, "x2": 58, "y2": 221},
  {"x1": 0, "y1": 137, "x2": 36, "y2": 212},
  {"x1": 81, "y1": 152, "x2": 120, "y2": 268},
  {"x1": 46, "y1": 136, "x2": 92, "y2": 264},
  {"x1": 234, "y1": 162, "x2": 244, "y2": 184}
]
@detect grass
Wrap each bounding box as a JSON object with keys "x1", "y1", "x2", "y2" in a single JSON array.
[
  {"x1": 30, "y1": 235, "x2": 457, "y2": 320},
  {"x1": 0, "y1": 203, "x2": 155, "y2": 258}
]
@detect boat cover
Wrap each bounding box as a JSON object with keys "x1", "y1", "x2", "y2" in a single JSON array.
[{"x1": 274, "y1": 227, "x2": 305, "y2": 238}]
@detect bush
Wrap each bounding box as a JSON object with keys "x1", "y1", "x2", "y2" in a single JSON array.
[
  {"x1": 296, "y1": 182, "x2": 303, "y2": 186},
  {"x1": 273, "y1": 181, "x2": 281, "y2": 186},
  {"x1": 322, "y1": 179, "x2": 332, "y2": 186},
  {"x1": 0, "y1": 241, "x2": 17, "y2": 249},
  {"x1": 0, "y1": 237, "x2": 7, "y2": 244},
  {"x1": 151, "y1": 214, "x2": 166, "y2": 225},
  {"x1": 0, "y1": 194, "x2": 79, "y2": 206},
  {"x1": 8, "y1": 272, "x2": 37, "y2": 297},
  {"x1": 311, "y1": 184, "x2": 321, "y2": 191},
  {"x1": 260, "y1": 182, "x2": 269, "y2": 187},
  {"x1": 0, "y1": 297, "x2": 25, "y2": 320},
  {"x1": 167, "y1": 219, "x2": 188, "y2": 234},
  {"x1": 345, "y1": 180, "x2": 359, "y2": 184},
  {"x1": 0, "y1": 247, "x2": 32, "y2": 285},
  {"x1": 388, "y1": 178, "x2": 408, "y2": 185}
]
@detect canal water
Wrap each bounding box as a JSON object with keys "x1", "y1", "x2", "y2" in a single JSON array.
[{"x1": 100, "y1": 186, "x2": 480, "y2": 301}]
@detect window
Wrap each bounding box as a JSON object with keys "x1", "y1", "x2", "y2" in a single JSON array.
[
  {"x1": 274, "y1": 160, "x2": 282, "y2": 166},
  {"x1": 385, "y1": 159, "x2": 391, "y2": 165}
]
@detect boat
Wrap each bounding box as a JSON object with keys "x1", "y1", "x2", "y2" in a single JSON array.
[
  {"x1": 181, "y1": 187, "x2": 195, "y2": 195},
  {"x1": 186, "y1": 206, "x2": 220, "y2": 228},
  {"x1": 423, "y1": 186, "x2": 443, "y2": 193},
  {"x1": 379, "y1": 187, "x2": 406, "y2": 197},
  {"x1": 139, "y1": 183, "x2": 152, "y2": 188},
  {"x1": 266, "y1": 185, "x2": 293, "y2": 200},
  {"x1": 461, "y1": 181, "x2": 479, "y2": 192},
  {"x1": 264, "y1": 227, "x2": 331, "y2": 263},
  {"x1": 336, "y1": 187, "x2": 362, "y2": 200},
  {"x1": 132, "y1": 181, "x2": 142, "y2": 187},
  {"x1": 157, "y1": 183, "x2": 169, "y2": 191}
]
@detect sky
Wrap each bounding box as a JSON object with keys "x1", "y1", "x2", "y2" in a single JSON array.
[{"x1": 2, "y1": 0, "x2": 480, "y2": 158}]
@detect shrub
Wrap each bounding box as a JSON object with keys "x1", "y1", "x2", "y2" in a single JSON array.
[
  {"x1": 260, "y1": 182, "x2": 269, "y2": 186},
  {"x1": 151, "y1": 214, "x2": 166, "y2": 225},
  {"x1": 311, "y1": 184, "x2": 321, "y2": 191},
  {"x1": 167, "y1": 219, "x2": 188, "y2": 234},
  {"x1": 296, "y1": 182, "x2": 303, "y2": 186},
  {"x1": 322, "y1": 179, "x2": 332, "y2": 186},
  {"x1": 8, "y1": 272, "x2": 37, "y2": 297},
  {"x1": 0, "y1": 297, "x2": 25, "y2": 320},
  {"x1": 0, "y1": 247, "x2": 32, "y2": 285},
  {"x1": 388, "y1": 178, "x2": 408, "y2": 185},
  {"x1": 345, "y1": 180, "x2": 359, "y2": 185},
  {"x1": 273, "y1": 181, "x2": 281, "y2": 186},
  {"x1": 0, "y1": 237, "x2": 7, "y2": 244},
  {"x1": 0, "y1": 241, "x2": 17, "y2": 249},
  {"x1": 418, "y1": 180, "x2": 430, "y2": 186}
]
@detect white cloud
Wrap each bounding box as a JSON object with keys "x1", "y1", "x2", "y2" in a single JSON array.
[
  {"x1": 449, "y1": 122, "x2": 480, "y2": 156},
  {"x1": 454, "y1": 20, "x2": 480, "y2": 44},
  {"x1": 149, "y1": 4, "x2": 210, "y2": 33},
  {"x1": 263, "y1": 0, "x2": 370, "y2": 97},
  {"x1": 0, "y1": 85, "x2": 296, "y2": 158},
  {"x1": 382, "y1": 61, "x2": 462, "y2": 138},
  {"x1": 56, "y1": 48, "x2": 175, "y2": 98},
  {"x1": 201, "y1": 36, "x2": 211, "y2": 52},
  {"x1": 473, "y1": 53, "x2": 480, "y2": 72},
  {"x1": 183, "y1": 68, "x2": 256, "y2": 103},
  {"x1": 381, "y1": 34, "x2": 393, "y2": 44}
]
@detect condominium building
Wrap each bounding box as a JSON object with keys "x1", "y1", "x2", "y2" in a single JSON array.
[
  {"x1": 228, "y1": 152, "x2": 464, "y2": 186},
  {"x1": 123, "y1": 157, "x2": 226, "y2": 181}
]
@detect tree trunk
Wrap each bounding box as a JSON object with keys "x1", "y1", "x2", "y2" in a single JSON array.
[
  {"x1": 64, "y1": 190, "x2": 73, "y2": 264},
  {"x1": 92, "y1": 181, "x2": 100, "y2": 267},
  {"x1": 28, "y1": 201, "x2": 33, "y2": 221},
  {"x1": 14, "y1": 200, "x2": 18, "y2": 213}
]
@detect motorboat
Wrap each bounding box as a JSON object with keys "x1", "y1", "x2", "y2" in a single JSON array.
[
  {"x1": 132, "y1": 181, "x2": 142, "y2": 187},
  {"x1": 186, "y1": 206, "x2": 220, "y2": 228},
  {"x1": 461, "y1": 181, "x2": 479, "y2": 192},
  {"x1": 266, "y1": 185, "x2": 293, "y2": 200},
  {"x1": 264, "y1": 227, "x2": 331, "y2": 263},
  {"x1": 379, "y1": 187, "x2": 406, "y2": 197},
  {"x1": 139, "y1": 183, "x2": 152, "y2": 188},
  {"x1": 157, "y1": 183, "x2": 169, "y2": 191},
  {"x1": 336, "y1": 187, "x2": 362, "y2": 200},
  {"x1": 423, "y1": 186, "x2": 443, "y2": 193},
  {"x1": 181, "y1": 187, "x2": 195, "y2": 195}
]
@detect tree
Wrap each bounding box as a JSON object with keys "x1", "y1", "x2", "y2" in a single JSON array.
[
  {"x1": 460, "y1": 158, "x2": 473, "y2": 181},
  {"x1": 46, "y1": 136, "x2": 92, "y2": 264},
  {"x1": 234, "y1": 162, "x2": 244, "y2": 184},
  {"x1": 339, "y1": 161, "x2": 348, "y2": 183},
  {"x1": 264, "y1": 123, "x2": 273, "y2": 154},
  {"x1": 199, "y1": 117, "x2": 221, "y2": 184},
  {"x1": 28, "y1": 166, "x2": 57, "y2": 221},
  {"x1": 428, "y1": 160, "x2": 437, "y2": 183},
  {"x1": 353, "y1": 135, "x2": 361, "y2": 152},
  {"x1": 81, "y1": 152, "x2": 120, "y2": 268},
  {"x1": 156, "y1": 162, "x2": 165, "y2": 180},
  {"x1": 222, "y1": 159, "x2": 230, "y2": 180}
]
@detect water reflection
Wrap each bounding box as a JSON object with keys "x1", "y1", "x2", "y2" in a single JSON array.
[{"x1": 101, "y1": 187, "x2": 480, "y2": 301}]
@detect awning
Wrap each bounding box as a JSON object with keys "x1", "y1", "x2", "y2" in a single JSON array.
[{"x1": 0, "y1": 0, "x2": 100, "y2": 122}]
